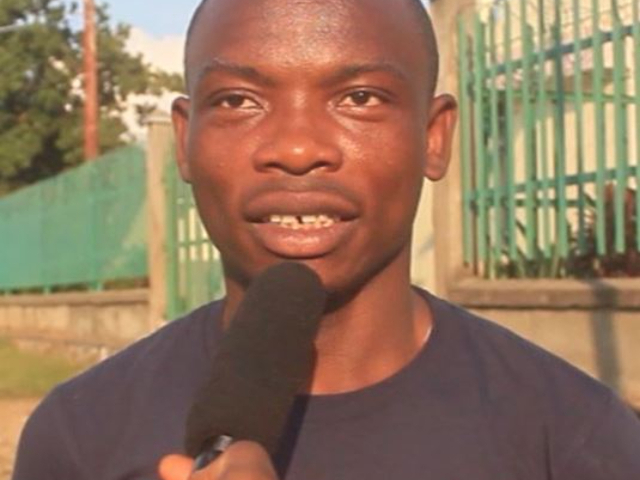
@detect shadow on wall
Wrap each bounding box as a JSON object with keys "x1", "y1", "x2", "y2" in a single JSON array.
[{"x1": 587, "y1": 280, "x2": 621, "y2": 395}]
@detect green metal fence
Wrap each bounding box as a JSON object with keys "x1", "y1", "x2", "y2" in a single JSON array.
[
  {"x1": 0, "y1": 146, "x2": 148, "y2": 292},
  {"x1": 164, "y1": 153, "x2": 224, "y2": 320},
  {"x1": 459, "y1": 0, "x2": 640, "y2": 278}
]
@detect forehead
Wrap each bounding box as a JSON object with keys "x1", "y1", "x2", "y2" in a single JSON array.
[{"x1": 186, "y1": 0, "x2": 430, "y2": 87}]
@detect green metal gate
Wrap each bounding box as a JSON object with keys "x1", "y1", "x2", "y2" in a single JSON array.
[
  {"x1": 458, "y1": 0, "x2": 640, "y2": 278},
  {"x1": 164, "y1": 155, "x2": 225, "y2": 320}
]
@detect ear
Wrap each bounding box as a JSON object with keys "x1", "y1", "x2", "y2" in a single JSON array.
[
  {"x1": 423, "y1": 94, "x2": 458, "y2": 181},
  {"x1": 171, "y1": 96, "x2": 193, "y2": 183}
]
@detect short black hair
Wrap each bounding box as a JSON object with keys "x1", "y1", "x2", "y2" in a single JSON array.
[{"x1": 183, "y1": 0, "x2": 439, "y2": 95}]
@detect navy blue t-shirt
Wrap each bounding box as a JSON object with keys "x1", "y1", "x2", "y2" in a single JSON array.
[{"x1": 12, "y1": 291, "x2": 640, "y2": 479}]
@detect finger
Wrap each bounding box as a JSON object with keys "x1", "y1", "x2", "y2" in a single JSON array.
[
  {"x1": 219, "y1": 464, "x2": 277, "y2": 480},
  {"x1": 158, "y1": 454, "x2": 195, "y2": 480},
  {"x1": 218, "y1": 442, "x2": 278, "y2": 479}
]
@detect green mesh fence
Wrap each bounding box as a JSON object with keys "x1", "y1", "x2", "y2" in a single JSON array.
[{"x1": 0, "y1": 146, "x2": 148, "y2": 291}]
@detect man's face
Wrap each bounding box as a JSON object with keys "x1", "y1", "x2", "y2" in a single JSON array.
[{"x1": 173, "y1": 0, "x2": 456, "y2": 295}]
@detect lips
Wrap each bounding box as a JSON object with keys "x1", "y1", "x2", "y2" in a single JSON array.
[
  {"x1": 244, "y1": 191, "x2": 360, "y2": 223},
  {"x1": 243, "y1": 191, "x2": 360, "y2": 258}
]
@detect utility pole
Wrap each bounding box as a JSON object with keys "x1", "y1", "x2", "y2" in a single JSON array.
[{"x1": 83, "y1": 0, "x2": 99, "y2": 160}]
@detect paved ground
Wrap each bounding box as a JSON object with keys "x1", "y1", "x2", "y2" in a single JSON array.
[{"x1": 0, "y1": 398, "x2": 39, "y2": 480}]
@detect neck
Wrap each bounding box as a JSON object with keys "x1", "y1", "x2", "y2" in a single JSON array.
[
  {"x1": 220, "y1": 249, "x2": 433, "y2": 396},
  {"x1": 309, "y1": 256, "x2": 431, "y2": 395}
]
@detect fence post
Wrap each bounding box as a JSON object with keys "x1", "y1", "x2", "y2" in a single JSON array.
[
  {"x1": 427, "y1": 0, "x2": 477, "y2": 296},
  {"x1": 146, "y1": 111, "x2": 174, "y2": 327}
]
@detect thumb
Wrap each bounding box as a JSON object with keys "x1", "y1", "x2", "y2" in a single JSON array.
[{"x1": 158, "y1": 454, "x2": 195, "y2": 480}]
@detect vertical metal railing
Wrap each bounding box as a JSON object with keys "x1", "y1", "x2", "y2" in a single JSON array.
[
  {"x1": 572, "y1": 0, "x2": 587, "y2": 253},
  {"x1": 634, "y1": 0, "x2": 640, "y2": 250},
  {"x1": 473, "y1": 17, "x2": 488, "y2": 270},
  {"x1": 164, "y1": 152, "x2": 225, "y2": 320},
  {"x1": 536, "y1": 0, "x2": 552, "y2": 262},
  {"x1": 459, "y1": 0, "x2": 640, "y2": 278},
  {"x1": 612, "y1": 0, "x2": 629, "y2": 254},
  {"x1": 592, "y1": 0, "x2": 608, "y2": 256},
  {"x1": 520, "y1": 2, "x2": 537, "y2": 260},
  {"x1": 504, "y1": 4, "x2": 518, "y2": 262},
  {"x1": 459, "y1": 17, "x2": 474, "y2": 269},
  {"x1": 551, "y1": 0, "x2": 569, "y2": 260},
  {"x1": 489, "y1": 11, "x2": 503, "y2": 277}
]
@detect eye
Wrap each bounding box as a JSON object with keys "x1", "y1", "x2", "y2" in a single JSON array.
[
  {"x1": 338, "y1": 90, "x2": 386, "y2": 108},
  {"x1": 213, "y1": 93, "x2": 261, "y2": 110}
]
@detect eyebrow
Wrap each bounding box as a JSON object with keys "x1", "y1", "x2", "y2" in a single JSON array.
[
  {"x1": 192, "y1": 59, "x2": 409, "y2": 91},
  {"x1": 319, "y1": 62, "x2": 409, "y2": 87},
  {"x1": 194, "y1": 58, "x2": 277, "y2": 87}
]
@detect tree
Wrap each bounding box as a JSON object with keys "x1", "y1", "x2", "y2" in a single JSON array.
[{"x1": 0, "y1": 0, "x2": 183, "y2": 194}]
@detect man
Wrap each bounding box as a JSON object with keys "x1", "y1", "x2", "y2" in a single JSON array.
[{"x1": 13, "y1": 0, "x2": 640, "y2": 479}]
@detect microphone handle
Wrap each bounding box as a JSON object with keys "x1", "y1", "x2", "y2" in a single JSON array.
[{"x1": 192, "y1": 435, "x2": 234, "y2": 471}]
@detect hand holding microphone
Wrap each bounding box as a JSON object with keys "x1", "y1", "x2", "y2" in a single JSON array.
[
  {"x1": 159, "y1": 262, "x2": 326, "y2": 480},
  {"x1": 159, "y1": 441, "x2": 277, "y2": 480}
]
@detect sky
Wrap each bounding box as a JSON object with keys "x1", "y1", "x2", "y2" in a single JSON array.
[
  {"x1": 60, "y1": 0, "x2": 431, "y2": 73},
  {"x1": 62, "y1": 0, "x2": 202, "y2": 72},
  {"x1": 96, "y1": 0, "x2": 430, "y2": 36},
  {"x1": 64, "y1": 0, "x2": 434, "y2": 74},
  {"x1": 64, "y1": 0, "x2": 201, "y2": 37},
  {"x1": 101, "y1": 0, "x2": 201, "y2": 37},
  {"x1": 70, "y1": 0, "x2": 431, "y2": 37}
]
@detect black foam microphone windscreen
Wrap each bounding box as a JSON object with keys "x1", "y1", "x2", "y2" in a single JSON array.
[{"x1": 184, "y1": 262, "x2": 327, "y2": 459}]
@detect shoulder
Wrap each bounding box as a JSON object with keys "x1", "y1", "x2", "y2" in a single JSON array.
[
  {"x1": 12, "y1": 300, "x2": 223, "y2": 480},
  {"x1": 53, "y1": 299, "x2": 221, "y2": 403},
  {"x1": 426, "y1": 292, "x2": 640, "y2": 476},
  {"x1": 427, "y1": 293, "x2": 612, "y2": 401}
]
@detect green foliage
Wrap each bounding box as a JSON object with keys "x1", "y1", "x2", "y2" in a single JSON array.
[
  {"x1": 494, "y1": 184, "x2": 640, "y2": 279},
  {"x1": 568, "y1": 184, "x2": 640, "y2": 278},
  {"x1": 0, "y1": 338, "x2": 90, "y2": 397},
  {"x1": 495, "y1": 243, "x2": 566, "y2": 279},
  {"x1": 0, "y1": 0, "x2": 183, "y2": 194}
]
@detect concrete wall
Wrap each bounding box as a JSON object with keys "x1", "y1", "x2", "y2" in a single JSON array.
[
  {"x1": 449, "y1": 278, "x2": 640, "y2": 409},
  {"x1": 472, "y1": 307, "x2": 640, "y2": 409},
  {"x1": 0, "y1": 289, "x2": 155, "y2": 361}
]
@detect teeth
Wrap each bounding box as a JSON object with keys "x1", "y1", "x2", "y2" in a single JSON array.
[
  {"x1": 281, "y1": 215, "x2": 298, "y2": 227},
  {"x1": 266, "y1": 214, "x2": 339, "y2": 229}
]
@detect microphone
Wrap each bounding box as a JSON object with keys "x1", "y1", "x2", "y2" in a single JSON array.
[{"x1": 184, "y1": 262, "x2": 327, "y2": 468}]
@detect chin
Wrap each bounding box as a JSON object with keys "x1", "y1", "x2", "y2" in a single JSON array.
[
  {"x1": 309, "y1": 251, "x2": 404, "y2": 302},
  {"x1": 221, "y1": 238, "x2": 408, "y2": 302}
]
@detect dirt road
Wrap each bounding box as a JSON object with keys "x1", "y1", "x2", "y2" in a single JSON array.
[{"x1": 0, "y1": 398, "x2": 39, "y2": 480}]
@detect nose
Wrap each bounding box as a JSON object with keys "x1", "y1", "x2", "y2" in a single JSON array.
[{"x1": 252, "y1": 108, "x2": 343, "y2": 175}]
